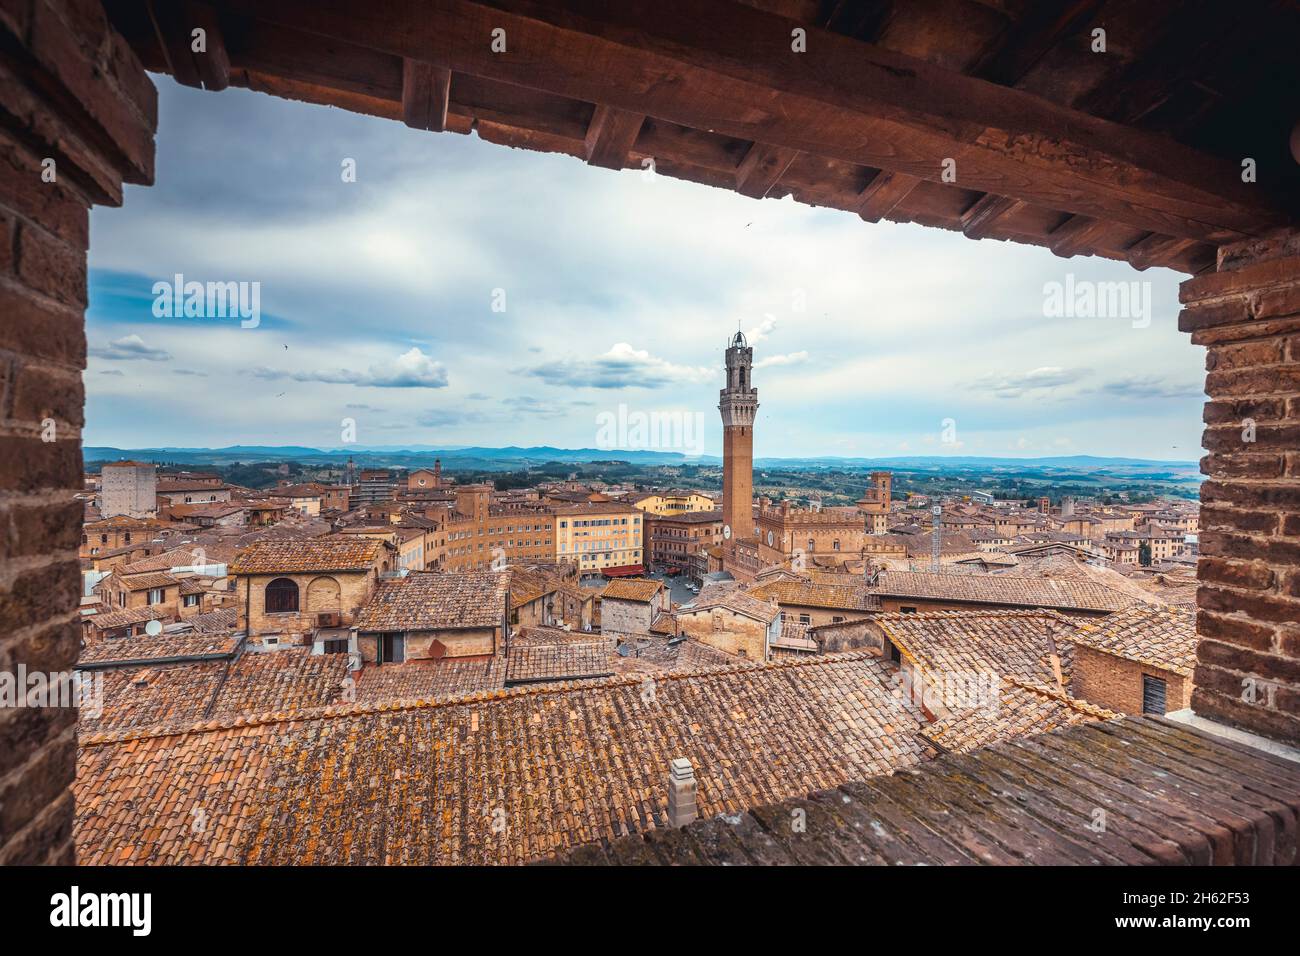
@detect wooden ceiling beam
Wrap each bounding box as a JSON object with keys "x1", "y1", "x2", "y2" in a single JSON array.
[
  {"x1": 584, "y1": 104, "x2": 644, "y2": 170},
  {"x1": 735, "y1": 142, "x2": 800, "y2": 199},
  {"x1": 960, "y1": 193, "x2": 1023, "y2": 239},
  {"x1": 401, "y1": 60, "x2": 451, "y2": 132},
  {"x1": 1127, "y1": 234, "x2": 1197, "y2": 272},
  {"x1": 148, "y1": 1, "x2": 230, "y2": 91},
  {"x1": 1047, "y1": 214, "x2": 1110, "y2": 259},
  {"x1": 856, "y1": 171, "x2": 920, "y2": 223},
  {"x1": 970, "y1": 0, "x2": 1104, "y2": 86},
  {"x1": 200, "y1": 0, "x2": 1291, "y2": 243}
]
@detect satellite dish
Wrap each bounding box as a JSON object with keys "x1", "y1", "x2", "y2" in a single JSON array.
[{"x1": 144, "y1": 619, "x2": 163, "y2": 636}]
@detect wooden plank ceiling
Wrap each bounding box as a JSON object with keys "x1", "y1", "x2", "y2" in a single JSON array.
[{"x1": 105, "y1": 0, "x2": 1300, "y2": 275}]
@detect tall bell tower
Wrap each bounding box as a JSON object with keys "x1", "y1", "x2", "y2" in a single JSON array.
[{"x1": 719, "y1": 330, "x2": 758, "y2": 546}]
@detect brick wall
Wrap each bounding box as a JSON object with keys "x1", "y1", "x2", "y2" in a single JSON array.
[
  {"x1": 1180, "y1": 235, "x2": 1300, "y2": 744},
  {"x1": 0, "y1": 0, "x2": 154, "y2": 864},
  {"x1": 1070, "y1": 645, "x2": 1190, "y2": 717}
]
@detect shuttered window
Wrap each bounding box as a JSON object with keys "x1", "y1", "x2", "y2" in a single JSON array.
[{"x1": 1142, "y1": 675, "x2": 1167, "y2": 715}]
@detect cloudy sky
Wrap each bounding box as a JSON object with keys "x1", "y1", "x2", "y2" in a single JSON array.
[{"x1": 86, "y1": 81, "x2": 1205, "y2": 460}]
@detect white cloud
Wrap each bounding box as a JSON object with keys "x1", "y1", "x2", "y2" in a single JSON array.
[
  {"x1": 971, "y1": 366, "x2": 1092, "y2": 399},
  {"x1": 755, "y1": 350, "x2": 809, "y2": 369},
  {"x1": 89, "y1": 334, "x2": 171, "y2": 361},
  {"x1": 252, "y1": 347, "x2": 448, "y2": 388},
  {"x1": 521, "y1": 343, "x2": 711, "y2": 389}
]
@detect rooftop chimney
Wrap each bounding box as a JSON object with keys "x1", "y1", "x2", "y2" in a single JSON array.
[{"x1": 667, "y1": 757, "x2": 698, "y2": 828}]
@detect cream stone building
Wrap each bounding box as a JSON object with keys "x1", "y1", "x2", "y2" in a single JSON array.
[
  {"x1": 630, "y1": 490, "x2": 715, "y2": 516},
  {"x1": 676, "y1": 589, "x2": 780, "y2": 661},
  {"x1": 99, "y1": 460, "x2": 157, "y2": 518},
  {"x1": 553, "y1": 499, "x2": 644, "y2": 576}
]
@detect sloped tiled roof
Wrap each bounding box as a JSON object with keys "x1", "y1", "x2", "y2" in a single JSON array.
[
  {"x1": 115, "y1": 571, "x2": 180, "y2": 591},
  {"x1": 75, "y1": 652, "x2": 927, "y2": 865},
  {"x1": 230, "y1": 536, "x2": 387, "y2": 574},
  {"x1": 78, "y1": 648, "x2": 351, "y2": 735},
  {"x1": 78, "y1": 632, "x2": 240, "y2": 668},
  {"x1": 79, "y1": 662, "x2": 228, "y2": 733},
  {"x1": 207, "y1": 651, "x2": 350, "y2": 719},
  {"x1": 355, "y1": 571, "x2": 508, "y2": 631},
  {"x1": 508, "y1": 567, "x2": 560, "y2": 606},
  {"x1": 601, "y1": 578, "x2": 663, "y2": 602},
  {"x1": 1071, "y1": 604, "x2": 1198, "y2": 676},
  {"x1": 748, "y1": 579, "x2": 878, "y2": 612},
  {"x1": 83, "y1": 606, "x2": 172, "y2": 630},
  {"x1": 119, "y1": 546, "x2": 223, "y2": 574},
  {"x1": 919, "y1": 678, "x2": 1118, "y2": 754},
  {"x1": 868, "y1": 570, "x2": 1134, "y2": 612},
  {"x1": 182, "y1": 608, "x2": 238, "y2": 634},
  {"x1": 353, "y1": 657, "x2": 506, "y2": 704},
  {"x1": 876, "y1": 610, "x2": 1075, "y2": 688},
  {"x1": 506, "y1": 639, "x2": 614, "y2": 684},
  {"x1": 680, "y1": 589, "x2": 780, "y2": 624}
]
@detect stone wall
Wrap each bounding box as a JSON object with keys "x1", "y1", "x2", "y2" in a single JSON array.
[
  {"x1": 0, "y1": 0, "x2": 155, "y2": 864},
  {"x1": 677, "y1": 607, "x2": 768, "y2": 660},
  {"x1": 1180, "y1": 237, "x2": 1300, "y2": 744}
]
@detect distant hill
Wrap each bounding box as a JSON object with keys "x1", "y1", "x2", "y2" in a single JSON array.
[
  {"x1": 84, "y1": 445, "x2": 697, "y2": 468},
  {"x1": 84, "y1": 445, "x2": 1199, "y2": 477}
]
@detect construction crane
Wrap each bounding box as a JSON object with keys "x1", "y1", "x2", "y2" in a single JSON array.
[{"x1": 931, "y1": 503, "x2": 942, "y2": 572}]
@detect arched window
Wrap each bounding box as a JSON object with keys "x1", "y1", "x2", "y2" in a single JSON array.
[
  {"x1": 265, "y1": 577, "x2": 299, "y2": 613},
  {"x1": 807, "y1": 538, "x2": 816, "y2": 553}
]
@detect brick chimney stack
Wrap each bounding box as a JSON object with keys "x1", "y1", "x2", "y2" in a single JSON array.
[{"x1": 667, "y1": 757, "x2": 698, "y2": 828}]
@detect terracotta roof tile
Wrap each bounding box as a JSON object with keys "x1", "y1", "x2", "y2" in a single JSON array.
[
  {"x1": 78, "y1": 648, "x2": 350, "y2": 735},
  {"x1": 1071, "y1": 604, "x2": 1198, "y2": 676},
  {"x1": 230, "y1": 537, "x2": 388, "y2": 574},
  {"x1": 355, "y1": 571, "x2": 508, "y2": 631},
  {"x1": 869, "y1": 570, "x2": 1134, "y2": 612},
  {"x1": 601, "y1": 578, "x2": 664, "y2": 602},
  {"x1": 919, "y1": 678, "x2": 1118, "y2": 755},
  {"x1": 78, "y1": 632, "x2": 241, "y2": 668},
  {"x1": 876, "y1": 609, "x2": 1075, "y2": 688},
  {"x1": 749, "y1": 579, "x2": 879, "y2": 612},
  {"x1": 74, "y1": 653, "x2": 927, "y2": 864},
  {"x1": 83, "y1": 606, "x2": 172, "y2": 630},
  {"x1": 182, "y1": 608, "x2": 238, "y2": 634},
  {"x1": 354, "y1": 658, "x2": 506, "y2": 704},
  {"x1": 506, "y1": 640, "x2": 614, "y2": 684}
]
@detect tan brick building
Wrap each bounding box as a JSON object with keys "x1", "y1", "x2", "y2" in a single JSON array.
[
  {"x1": 435, "y1": 484, "x2": 557, "y2": 571},
  {"x1": 1070, "y1": 604, "x2": 1196, "y2": 716},
  {"x1": 643, "y1": 508, "x2": 722, "y2": 571},
  {"x1": 354, "y1": 570, "x2": 509, "y2": 663},
  {"x1": 230, "y1": 537, "x2": 396, "y2": 647},
  {"x1": 718, "y1": 331, "x2": 757, "y2": 565},
  {"x1": 748, "y1": 578, "x2": 881, "y2": 628}
]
